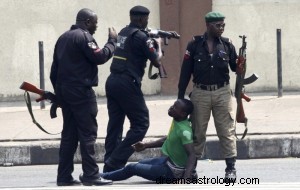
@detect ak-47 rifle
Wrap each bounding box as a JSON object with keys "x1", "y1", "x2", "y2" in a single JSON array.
[
  {"x1": 19, "y1": 81, "x2": 60, "y2": 135},
  {"x1": 146, "y1": 28, "x2": 180, "y2": 79},
  {"x1": 235, "y1": 35, "x2": 259, "y2": 139}
]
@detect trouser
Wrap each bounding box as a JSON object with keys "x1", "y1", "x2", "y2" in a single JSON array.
[
  {"x1": 101, "y1": 157, "x2": 174, "y2": 181},
  {"x1": 55, "y1": 85, "x2": 99, "y2": 182},
  {"x1": 104, "y1": 73, "x2": 149, "y2": 169},
  {"x1": 190, "y1": 84, "x2": 237, "y2": 158}
]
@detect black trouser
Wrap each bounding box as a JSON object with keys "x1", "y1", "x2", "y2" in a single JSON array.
[
  {"x1": 104, "y1": 73, "x2": 149, "y2": 169},
  {"x1": 55, "y1": 85, "x2": 99, "y2": 182}
]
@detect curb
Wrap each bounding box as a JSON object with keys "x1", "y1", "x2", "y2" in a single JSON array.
[{"x1": 1, "y1": 135, "x2": 300, "y2": 166}]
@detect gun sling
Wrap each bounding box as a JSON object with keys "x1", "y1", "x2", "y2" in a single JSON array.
[{"x1": 24, "y1": 91, "x2": 61, "y2": 135}]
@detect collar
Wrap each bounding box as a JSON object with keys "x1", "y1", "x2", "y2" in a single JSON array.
[
  {"x1": 129, "y1": 22, "x2": 144, "y2": 29},
  {"x1": 70, "y1": 24, "x2": 89, "y2": 33},
  {"x1": 202, "y1": 32, "x2": 223, "y2": 45}
]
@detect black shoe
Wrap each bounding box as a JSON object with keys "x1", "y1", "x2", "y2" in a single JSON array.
[
  {"x1": 79, "y1": 173, "x2": 112, "y2": 186},
  {"x1": 225, "y1": 169, "x2": 237, "y2": 180},
  {"x1": 57, "y1": 179, "x2": 81, "y2": 186}
]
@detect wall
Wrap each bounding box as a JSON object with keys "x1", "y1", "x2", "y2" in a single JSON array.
[{"x1": 159, "y1": 0, "x2": 212, "y2": 95}]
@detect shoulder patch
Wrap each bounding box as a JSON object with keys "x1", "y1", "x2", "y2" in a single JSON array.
[
  {"x1": 193, "y1": 35, "x2": 204, "y2": 42},
  {"x1": 88, "y1": 42, "x2": 98, "y2": 49}
]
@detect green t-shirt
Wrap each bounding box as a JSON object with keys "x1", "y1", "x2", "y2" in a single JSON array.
[{"x1": 161, "y1": 119, "x2": 193, "y2": 167}]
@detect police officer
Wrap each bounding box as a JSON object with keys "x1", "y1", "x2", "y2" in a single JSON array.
[
  {"x1": 50, "y1": 8, "x2": 117, "y2": 186},
  {"x1": 177, "y1": 12, "x2": 238, "y2": 179},
  {"x1": 103, "y1": 5, "x2": 163, "y2": 172}
]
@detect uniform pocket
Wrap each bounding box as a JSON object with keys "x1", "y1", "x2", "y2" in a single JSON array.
[
  {"x1": 193, "y1": 53, "x2": 210, "y2": 73},
  {"x1": 215, "y1": 50, "x2": 230, "y2": 69}
]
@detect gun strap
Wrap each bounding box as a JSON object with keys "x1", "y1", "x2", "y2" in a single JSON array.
[
  {"x1": 148, "y1": 63, "x2": 159, "y2": 80},
  {"x1": 234, "y1": 120, "x2": 248, "y2": 140},
  {"x1": 24, "y1": 91, "x2": 61, "y2": 135}
]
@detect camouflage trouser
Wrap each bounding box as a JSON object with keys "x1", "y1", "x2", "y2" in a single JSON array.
[{"x1": 190, "y1": 84, "x2": 237, "y2": 158}]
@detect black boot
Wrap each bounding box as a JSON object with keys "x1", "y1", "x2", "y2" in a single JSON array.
[{"x1": 225, "y1": 157, "x2": 236, "y2": 180}]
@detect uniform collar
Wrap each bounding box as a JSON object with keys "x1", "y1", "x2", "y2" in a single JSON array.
[
  {"x1": 202, "y1": 32, "x2": 223, "y2": 45},
  {"x1": 129, "y1": 22, "x2": 144, "y2": 29},
  {"x1": 70, "y1": 24, "x2": 89, "y2": 33}
]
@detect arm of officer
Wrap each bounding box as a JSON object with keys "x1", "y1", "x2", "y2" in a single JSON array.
[
  {"x1": 228, "y1": 41, "x2": 238, "y2": 72},
  {"x1": 82, "y1": 27, "x2": 117, "y2": 65},
  {"x1": 178, "y1": 41, "x2": 194, "y2": 99},
  {"x1": 141, "y1": 34, "x2": 163, "y2": 68},
  {"x1": 132, "y1": 136, "x2": 167, "y2": 152},
  {"x1": 150, "y1": 38, "x2": 163, "y2": 68},
  {"x1": 50, "y1": 41, "x2": 59, "y2": 90},
  {"x1": 183, "y1": 143, "x2": 197, "y2": 179}
]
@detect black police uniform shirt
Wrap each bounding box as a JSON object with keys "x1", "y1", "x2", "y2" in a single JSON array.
[
  {"x1": 178, "y1": 33, "x2": 237, "y2": 99},
  {"x1": 110, "y1": 22, "x2": 159, "y2": 82},
  {"x1": 50, "y1": 25, "x2": 116, "y2": 88}
]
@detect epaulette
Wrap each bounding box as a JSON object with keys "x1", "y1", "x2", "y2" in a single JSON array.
[{"x1": 193, "y1": 35, "x2": 204, "y2": 42}]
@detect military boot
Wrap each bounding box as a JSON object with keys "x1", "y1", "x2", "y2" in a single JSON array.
[{"x1": 225, "y1": 157, "x2": 237, "y2": 180}]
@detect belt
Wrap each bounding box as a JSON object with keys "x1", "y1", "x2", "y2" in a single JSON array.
[{"x1": 194, "y1": 81, "x2": 229, "y2": 91}]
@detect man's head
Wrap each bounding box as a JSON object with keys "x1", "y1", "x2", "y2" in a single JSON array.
[
  {"x1": 129, "y1": 5, "x2": 150, "y2": 29},
  {"x1": 76, "y1": 8, "x2": 98, "y2": 35},
  {"x1": 168, "y1": 99, "x2": 194, "y2": 121},
  {"x1": 205, "y1": 11, "x2": 225, "y2": 38}
]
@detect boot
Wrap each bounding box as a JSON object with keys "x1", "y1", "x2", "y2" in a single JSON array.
[{"x1": 225, "y1": 157, "x2": 236, "y2": 180}]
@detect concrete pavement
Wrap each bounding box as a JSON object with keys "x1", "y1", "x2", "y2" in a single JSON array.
[{"x1": 0, "y1": 92, "x2": 300, "y2": 165}]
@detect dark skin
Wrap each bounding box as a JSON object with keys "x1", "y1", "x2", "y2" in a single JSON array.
[
  {"x1": 205, "y1": 20, "x2": 225, "y2": 54},
  {"x1": 76, "y1": 9, "x2": 117, "y2": 39},
  {"x1": 130, "y1": 15, "x2": 162, "y2": 68},
  {"x1": 132, "y1": 100, "x2": 196, "y2": 180},
  {"x1": 206, "y1": 20, "x2": 240, "y2": 68}
]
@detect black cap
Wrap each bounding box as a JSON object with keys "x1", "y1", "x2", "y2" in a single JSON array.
[{"x1": 130, "y1": 5, "x2": 150, "y2": 16}]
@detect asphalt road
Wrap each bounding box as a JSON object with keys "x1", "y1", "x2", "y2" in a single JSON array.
[{"x1": 0, "y1": 158, "x2": 300, "y2": 189}]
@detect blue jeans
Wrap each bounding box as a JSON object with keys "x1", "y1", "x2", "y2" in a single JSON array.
[{"x1": 101, "y1": 157, "x2": 174, "y2": 181}]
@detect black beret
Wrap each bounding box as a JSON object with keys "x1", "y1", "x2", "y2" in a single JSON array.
[
  {"x1": 130, "y1": 5, "x2": 150, "y2": 16},
  {"x1": 205, "y1": 11, "x2": 225, "y2": 23}
]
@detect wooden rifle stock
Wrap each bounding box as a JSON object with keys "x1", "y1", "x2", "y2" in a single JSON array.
[
  {"x1": 236, "y1": 92, "x2": 251, "y2": 123},
  {"x1": 20, "y1": 81, "x2": 45, "y2": 102},
  {"x1": 20, "y1": 81, "x2": 56, "y2": 103}
]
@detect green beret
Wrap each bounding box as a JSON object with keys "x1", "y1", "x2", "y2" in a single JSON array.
[
  {"x1": 130, "y1": 5, "x2": 150, "y2": 16},
  {"x1": 205, "y1": 11, "x2": 225, "y2": 23}
]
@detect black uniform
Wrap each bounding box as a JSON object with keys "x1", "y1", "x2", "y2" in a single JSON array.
[
  {"x1": 178, "y1": 33, "x2": 237, "y2": 99},
  {"x1": 50, "y1": 24, "x2": 116, "y2": 182},
  {"x1": 104, "y1": 22, "x2": 159, "y2": 171}
]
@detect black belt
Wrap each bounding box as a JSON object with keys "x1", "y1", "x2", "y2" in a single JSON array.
[{"x1": 194, "y1": 81, "x2": 229, "y2": 91}]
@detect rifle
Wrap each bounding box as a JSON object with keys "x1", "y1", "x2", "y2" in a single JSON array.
[
  {"x1": 146, "y1": 28, "x2": 180, "y2": 79},
  {"x1": 234, "y1": 35, "x2": 259, "y2": 139},
  {"x1": 20, "y1": 81, "x2": 58, "y2": 119}
]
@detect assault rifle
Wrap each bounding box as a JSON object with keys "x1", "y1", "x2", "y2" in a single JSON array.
[
  {"x1": 146, "y1": 28, "x2": 180, "y2": 79},
  {"x1": 235, "y1": 35, "x2": 259, "y2": 139},
  {"x1": 20, "y1": 81, "x2": 58, "y2": 119}
]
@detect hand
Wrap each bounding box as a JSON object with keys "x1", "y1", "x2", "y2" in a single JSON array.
[
  {"x1": 108, "y1": 27, "x2": 117, "y2": 40},
  {"x1": 132, "y1": 141, "x2": 146, "y2": 152}
]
